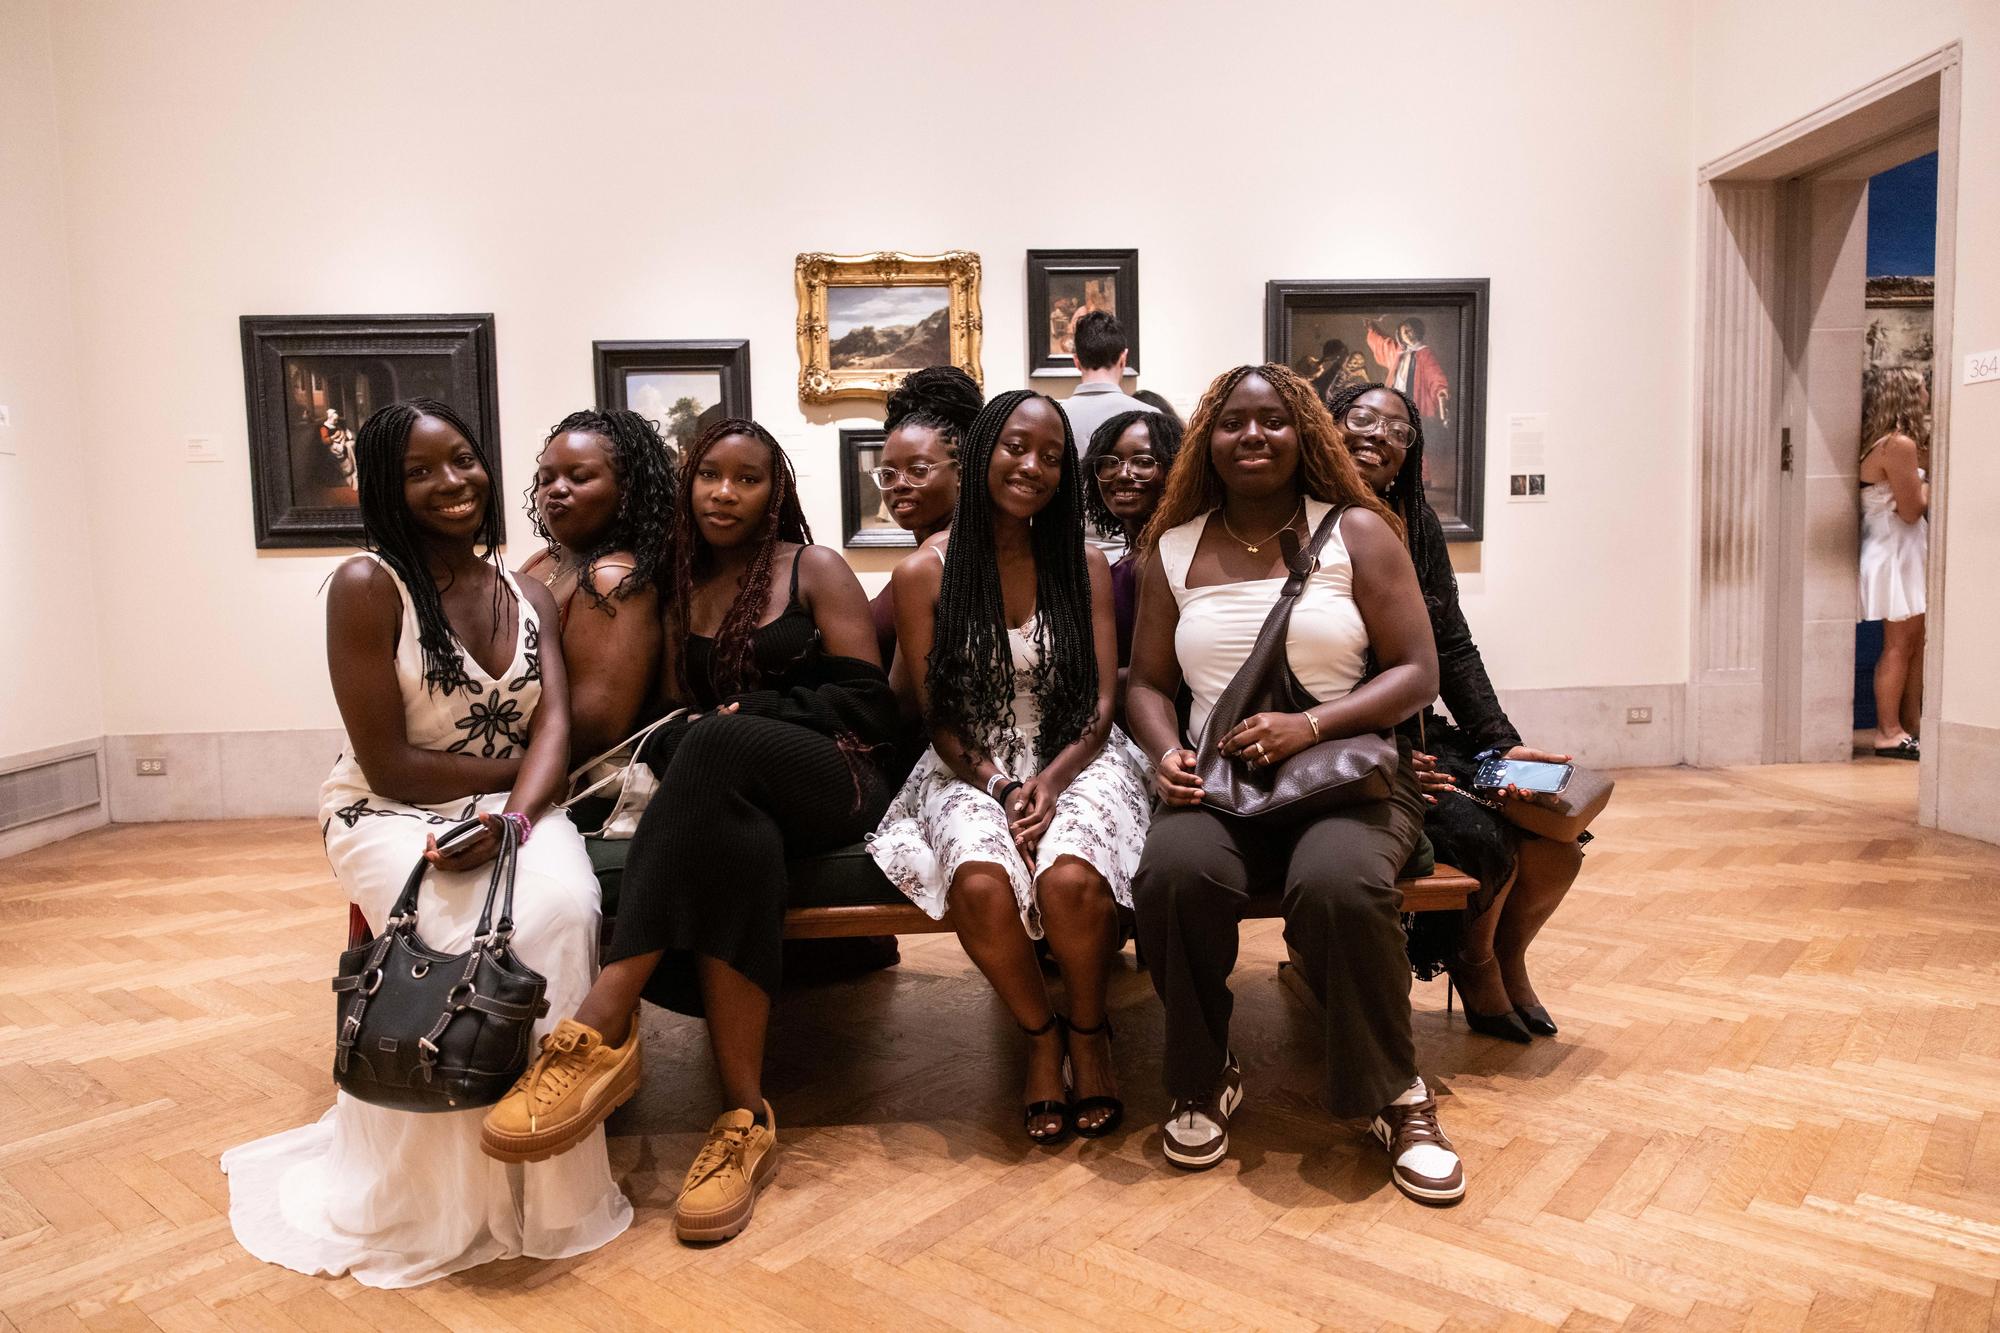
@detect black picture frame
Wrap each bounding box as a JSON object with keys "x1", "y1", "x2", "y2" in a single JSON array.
[
  {"x1": 593, "y1": 340, "x2": 751, "y2": 456},
  {"x1": 1264, "y1": 279, "x2": 1489, "y2": 542},
  {"x1": 839, "y1": 427, "x2": 911, "y2": 549},
  {"x1": 1026, "y1": 249, "x2": 1139, "y2": 378},
  {"x1": 240, "y1": 313, "x2": 500, "y2": 549}
]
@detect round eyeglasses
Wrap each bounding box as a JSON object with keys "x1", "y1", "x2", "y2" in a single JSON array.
[
  {"x1": 866, "y1": 460, "x2": 952, "y2": 489},
  {"x1": 1091, "y1": 453, "x2": 1163, "y2": 482},
  {"x1": 1344, "y1": 406, "x2": 1417, "y2": 448}
]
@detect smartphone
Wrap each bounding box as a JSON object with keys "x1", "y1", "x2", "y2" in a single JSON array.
[
  {"x1": 1473, "y1": 756, "x2": 1572, "y2": 794},
  {"x1": 434, "y1": 816, "x2": 486, "y2": 849}
]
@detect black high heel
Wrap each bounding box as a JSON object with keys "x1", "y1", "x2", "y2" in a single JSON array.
[
  {"x1": 1444, "y1": 972, "x2": 1534, "y2": 1045},
  {"x1": 1513, "y1": 1003, "x2": 1559, "y2": 1037},
  {"x1": 1020, "y1": 1014, "x2": 1070, "y2": 1144},
  {"x1": 1064, "y1": 1017, "x2": 1124, "y2": 1139}
]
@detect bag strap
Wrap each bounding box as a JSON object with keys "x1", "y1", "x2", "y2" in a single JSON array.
[
  {"x1": 472, "y1": 817, "x2": 520, "y2": 941},
  {"x1": 1197, "y1": 505, "x2": 1346, "y2": 748},
  {"x1": 560, "y1": 707, "x2": 689, "y2": 803}
]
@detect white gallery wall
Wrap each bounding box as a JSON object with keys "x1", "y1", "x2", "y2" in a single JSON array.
[
  {"x1": 0, "y1": 0, "x2": 108, "y2": 849},
  {"x1": 1693, "y1": 0, "x2": 2000, "y2": 842}
]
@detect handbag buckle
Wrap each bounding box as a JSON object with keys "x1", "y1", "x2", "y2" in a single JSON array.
[
  {"x1": 339, "y1": 1014, "x2": 361, "y2": 1045},
  {"x1": 358, "y1": 967, "x2": 384, "y2": 996},
  {"x1": 447, "y1": 982, "x2": 476, "y2": 1010}
]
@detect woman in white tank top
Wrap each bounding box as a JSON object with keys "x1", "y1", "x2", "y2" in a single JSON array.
[{"x1": 1124, "y1": 364, "x2": 1465, "y2": 1205}]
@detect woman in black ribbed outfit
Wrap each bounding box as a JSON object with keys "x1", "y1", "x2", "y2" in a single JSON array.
[
  {"x1": 481, "y1": 418, "x2": 898, "y2": 1246},
  {"x1": 1329, "y1": 383, "x2": 1585, "y2": 1043}
]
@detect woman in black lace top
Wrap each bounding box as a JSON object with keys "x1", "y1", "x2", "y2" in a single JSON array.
[{"x1": 1331, "y1": 383, "x2": 1585, "y2": 1044}]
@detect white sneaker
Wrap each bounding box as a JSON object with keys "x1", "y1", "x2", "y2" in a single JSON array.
[{"x1": 1162, "y1": 1055, "x2": 1243, "y2": 1170}]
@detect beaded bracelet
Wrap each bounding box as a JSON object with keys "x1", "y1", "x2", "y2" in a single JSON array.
[{"x1": 500, "y1": 811, "x2": 533, "y2": 845}]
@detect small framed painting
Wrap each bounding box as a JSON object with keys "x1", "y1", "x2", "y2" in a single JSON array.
[
  {"x1": 1265, "y1": 278, "x2": 1489, "y2": 542},
  {"x1": 1026, "y1": 249, "x2": 1139, "y2": 377},
  {"x1": 795, "y1": 251, "x2": 982, "y2": 403},
  {"x1": 239, "y1": 313, "x2": 501, "y2": 549},
  {"x1": 593, "y1": 339, "x2": 751, "y2": 455},
  {"x1": 838, "y1": 427, "x2": 912, "y2": 549}
]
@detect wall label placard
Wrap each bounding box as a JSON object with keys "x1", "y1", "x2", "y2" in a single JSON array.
[{"x1": 1965, "y1": 348, "x2": 2000, "y2": 386}]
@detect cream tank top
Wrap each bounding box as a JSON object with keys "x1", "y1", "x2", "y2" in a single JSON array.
[{"x1": 1159, "y1": 498, "x2": 1369, "y2": 746}]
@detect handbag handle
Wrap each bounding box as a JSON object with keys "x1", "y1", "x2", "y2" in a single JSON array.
[
  {"x1": 379, "y1": 815, "x2": 520, "y2": 940},
  {"x1": 560, "y1": 707, "x2": 688, "y2": 807},
  {"x1": 1195, "y1": 505, "x2": 1346, "y2": 750}
]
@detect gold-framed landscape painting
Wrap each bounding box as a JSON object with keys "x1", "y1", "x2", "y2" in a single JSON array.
[{"x1": 795, "y1": 250, "x2": 982, "y2": 403}]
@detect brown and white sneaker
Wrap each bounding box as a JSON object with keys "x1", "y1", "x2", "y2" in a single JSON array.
[
  {"x1": 1162, "y1": 1054, "x2": 1243, "y2": 1170},
  {"x1": 1368, "y1": 1081, "x2": 1465, "y2": 1203}
]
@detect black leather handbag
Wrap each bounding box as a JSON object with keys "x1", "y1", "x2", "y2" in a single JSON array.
[
  {"x1": 330, "y1": 819, "x2": 549, "y2": 1112},
  {"x1": 1194, "y1": 506, "x2": 1398, "y2": 822}
]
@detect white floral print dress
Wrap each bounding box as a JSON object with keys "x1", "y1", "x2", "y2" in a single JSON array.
[{"x1": 868, "y1": 612, "x2": 1152, "y2": 937}]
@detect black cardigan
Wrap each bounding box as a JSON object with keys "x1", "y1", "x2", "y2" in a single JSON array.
[{"x1": 1410, "y1": 504, "x2": 1522, "y2": 754}]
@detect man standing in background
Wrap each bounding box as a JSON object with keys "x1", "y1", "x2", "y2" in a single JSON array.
[{"x1": 1058, "y1": 310, "x2": 1152, "y2": 456}]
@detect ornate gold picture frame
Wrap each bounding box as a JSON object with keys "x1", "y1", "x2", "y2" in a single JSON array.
[{"x1": 794, "y1": 250, "x2": 983, "y2": 403}]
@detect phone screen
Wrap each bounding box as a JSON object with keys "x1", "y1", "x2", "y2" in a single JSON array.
[{"x1": 1497, "y1": 760, "x2": 1570, "y2": 793}]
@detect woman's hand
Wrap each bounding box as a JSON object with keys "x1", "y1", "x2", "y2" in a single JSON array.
[
  {"x1": 1219, "y1": 712, "x2": 1317, "y2": 770},
  {"x1": 1411, "y1": 749, "x2": 1453, "y2": 806},
  {"x1": 425, "y1": 812, "x2": 504, "y2": 873},
  {"x1": 686, "y1": 701, "x2": 741, "y2": 723},
  {"x1": 1007, "y1": 775, "x2": 1058, "y2": 855},
  {"x1": 1500, "y1": 744, "x2": 1572, "y2": 809},
  {"x1": 1154, "y1": 748, "x2": 1203, "y2": 806}
]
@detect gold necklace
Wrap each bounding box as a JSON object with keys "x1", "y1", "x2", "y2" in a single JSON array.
[{"x1": 1220, "y1": 500, "x2": 1303, "y2": 555}]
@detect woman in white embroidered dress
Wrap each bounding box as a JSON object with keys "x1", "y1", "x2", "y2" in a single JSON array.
[
  {"x1": 869, "y1": 390, "x2": 1150, "y2": 1144},
  {"x1": 222, "y1": 398, "x2": 630, "y2": 1288}
]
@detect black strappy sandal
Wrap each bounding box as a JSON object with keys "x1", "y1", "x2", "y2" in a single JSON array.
[
  {"x1": 1065, "y1": 1016, "x2": 1124, "y2": 1139},
  {"x1": 1020, "y1": 1014, "x2": 1070, "y2": 1145}
]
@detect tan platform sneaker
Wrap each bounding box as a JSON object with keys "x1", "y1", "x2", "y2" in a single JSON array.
[
  {"x1": 673, "y1": 1100, "x2": 777, "y2": 1243},
  {"x1": 480, "y1": 1014, "x2": 640, "y2": 1164}
]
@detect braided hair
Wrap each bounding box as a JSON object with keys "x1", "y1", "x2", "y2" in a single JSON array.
[
  {"x1": 672, "y1": 418, "x2": 811, "y2": 698},
  {"x1": 521, "y1": 408, "x2": 678, "y2": 612},
  {"x1": 1082, "y1": 409, "x2": 1183, "y2": 539},
  {"x1": 884, "y1": 365, "x2": 984, "y2": 456},
  {"x1": 1139, "y1": 364, "x2": 1399, "y2": 555},
  {"x1": 1326, "y1": 381, "x2": 1444, "y2": 591},
  {"x1": 926, "y1": 390, "x2": 1097, "y2": 768},
  {"x1": 353, "y1": 397, "x2": 508, "y2": 693}
]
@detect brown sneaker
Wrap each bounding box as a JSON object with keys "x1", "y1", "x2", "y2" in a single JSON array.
[
  {"x1": 480, "y1": 1014, "x2": 640, "y2": 1164},
  {"x1": 675, "y1": 1101, "x2": 778, "y2": 1243},
  {"x1": 1162, "y1": 1055, "x2": 1243, "y2": 1170},
  {"x1": 1369, "y1": 1086, "x2": 1465, "y2": 1203}
]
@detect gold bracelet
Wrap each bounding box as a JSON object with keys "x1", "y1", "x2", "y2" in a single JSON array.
[{"x1": 1305, "y1": 711, "x2": 1321, "y2": 742}]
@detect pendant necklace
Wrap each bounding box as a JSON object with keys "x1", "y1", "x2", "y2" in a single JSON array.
[{"x1": 1220, "y1": 500, "x2": 1303, "y2": 555}]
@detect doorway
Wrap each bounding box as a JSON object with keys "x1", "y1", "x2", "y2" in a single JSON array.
[{"x1": 1689, "y1": 45, "x2": 1960, "y2": 827}]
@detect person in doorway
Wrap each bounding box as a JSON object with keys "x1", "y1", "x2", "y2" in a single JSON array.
[
  {"x1": 1125, "y1": 364, "x2": 1461, "y2": 1203},
  {"x1": 479, "y1": 419, "x2": 900, "y2": 1246},
  {"x1": 518, "y1": 408, "x2": 675, "y2": 765},
  {"x1": 1057, "y1": 310, "x2": 1153, "y2": 459},
  {"x1": 1364, "y1": 317, "x2": 1449, "y2": 428},
  {"x1": 869, "y1": 391, "x2": 1150, "y2": 1144},
  {"x1": 223, "y1": 399, "x2": 630, "y2": 1287},
  {"x1": 1332, "y1": 382, "x2": 1586, "y2": 1043},
  {"x1": 1858, "y1": 366, "x2": 1930, "y2": 759}
]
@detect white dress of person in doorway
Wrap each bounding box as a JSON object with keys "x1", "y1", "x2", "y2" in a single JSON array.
[{"x1": 1856, "y1": 366, "x2": 1930, "y2": 759}]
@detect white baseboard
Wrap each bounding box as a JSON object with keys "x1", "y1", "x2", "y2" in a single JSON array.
[
  {"x1": 1492, "y1": 683, "x2": 1687, "y2": 768},
  {"x1": 105, "y1": 729, "x2": 346, "y2": 823},
  {"x1": 1934, "y1": 720, "x2": 2000, "y2": 846}
]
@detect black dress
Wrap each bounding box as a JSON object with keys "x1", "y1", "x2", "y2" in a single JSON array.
[
  {"x1": 1400, "y1": 505, "x2": 1528, "y2": 979},
  {"x1": 607, "y1": 557, "x2": 900, "y2": 1014}
]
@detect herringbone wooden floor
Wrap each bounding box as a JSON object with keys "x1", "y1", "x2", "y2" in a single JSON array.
[{"x1": 3, "y1": 761, "x2": 1996, "y2": 1330}]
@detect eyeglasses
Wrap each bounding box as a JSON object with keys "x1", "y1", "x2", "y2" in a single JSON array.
[
  {"x1": 865, "y1": 460, "x2": 953, "y2": 488},
  {"x1": 1091, "y1": 453, "x2": 1163, "y2": 482},
  {"x1": 1344, "y1": 406, "x2": 1417, "y2": 448}
]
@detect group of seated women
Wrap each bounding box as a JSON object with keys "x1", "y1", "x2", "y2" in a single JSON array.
[{"x1": 220, "y1": 362, "x2": 1584, "y2": 1287}]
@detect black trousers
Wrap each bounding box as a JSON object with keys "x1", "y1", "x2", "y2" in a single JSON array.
[
  {"x1": 609, "y1": 713, "x2": 888, "y2": 1016},
  {"x1": 1132, "y1": 751, "x2": 1425, "y2": 1119}
]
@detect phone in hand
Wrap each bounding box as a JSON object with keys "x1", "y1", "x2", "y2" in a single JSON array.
[
  {"x1": 1473, "y1": 754, "x2": 1572, "y2": 794},
  {"x1": 434, "y1": 816, "x2": 486, "y2": 850}
]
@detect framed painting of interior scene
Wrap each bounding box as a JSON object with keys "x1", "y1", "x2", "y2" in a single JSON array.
[
  {"x1": 1265, "y1": 279, "x2": 1489, "y2": 541},
  {"x1": 795, "y1": 251, "x2": 982, "y2": 402},
  {"x1": 239, "y1": 313, "x2": 501, "y2": 549},
  {"x1": 593, "y1": 340, "x2": 751, "y2": 456},
  {"x1": 838, "y1": 427, "x2": 911, "y2": 548},
  {"x1": 1026, "y1": 249, "x2": 1139, "y2": 377}
]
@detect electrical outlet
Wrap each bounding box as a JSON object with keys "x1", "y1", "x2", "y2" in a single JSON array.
[
  {"x1": 1625, "y1": 707, "x2": 1652, "y2": 725},
  {"x1": 136, "y1": 757, "x2": 167, "y2": 776}
]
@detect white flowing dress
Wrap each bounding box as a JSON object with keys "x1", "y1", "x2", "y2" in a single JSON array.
[
  {"x1": 868, "y1": 610, "x2": 1151, "y2": 937},
  {"x1": 1858, "y1": 477, "x2": 1927, "y2": 623},
  {"x1": 221, "y1": 556, "x2": 631, "y2": 1289}
]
